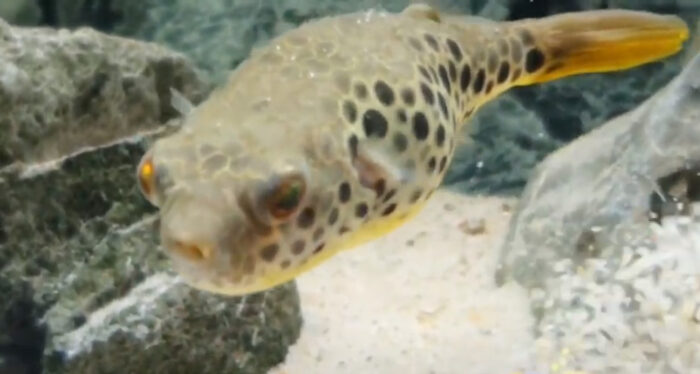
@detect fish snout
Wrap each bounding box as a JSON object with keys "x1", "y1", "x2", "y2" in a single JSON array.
[{"x1": 159, "y1": 194, "x2": 233, "y2": 265}]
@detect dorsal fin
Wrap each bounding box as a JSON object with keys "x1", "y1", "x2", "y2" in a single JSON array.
[
  {"x1": 169, "y1": 87, "x2": 194, "y2": 117},
  {"x1": 402, "y1": 3, "x2": 441, "y2": 23}
]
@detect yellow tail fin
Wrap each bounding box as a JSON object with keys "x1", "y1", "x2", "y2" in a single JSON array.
[{"x1": 512, "y1": 9, "x2": 690, "y2": 85}]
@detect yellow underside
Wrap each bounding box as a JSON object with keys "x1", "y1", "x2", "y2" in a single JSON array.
[
  {"x1": 188, "y1": 202, "x2": 428, "y2": 296},
  {"x1": 257, "y1": 201, "x2": 428, "y2": 288}
]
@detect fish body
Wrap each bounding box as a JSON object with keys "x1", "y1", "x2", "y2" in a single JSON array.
[{"x1": 137, "y1": 4, "x2": 688, "y2": 295}]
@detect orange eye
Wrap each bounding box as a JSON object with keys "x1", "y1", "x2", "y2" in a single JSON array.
[
  {"x1": 137, "y1": 155, "x2": 156, "y2": 200},
  {"x1": 266, "y1": 174, "x2": 306, "y2": 220}
]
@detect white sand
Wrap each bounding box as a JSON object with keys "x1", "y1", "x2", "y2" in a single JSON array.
[{"x1": 270, "y1": 189, "x2": 537, "y2": 374}]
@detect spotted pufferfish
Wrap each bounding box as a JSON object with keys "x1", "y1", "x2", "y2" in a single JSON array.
[{"x1": 136, "y1": 3, "x2": 689, "y2": 296}]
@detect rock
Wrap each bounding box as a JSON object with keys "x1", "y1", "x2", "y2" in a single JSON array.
[
  {"x1": 0, "y1": 0, "x2": 40, "y2": 26},
  {"x1": 0, "y1": 18, "x2": 209, "y2": 168},
  {"x1": 459, "y1": 217, "x2": 487, "y2": 235},
  {"x1": 444, "y1": 94, "x2": 561, "y2": 195},
  {"x1": 53, "y1": 0, "x2": 150, "y2": 35},
  {"x1": 0, "y1": 128, "x2": 303, "y2": 374},
  {"x1": 497, "y1": 53, "x2": 700, "y2": 372},
  {"x1": 497, "y1": 52, "x2": 700, "y2": 290},
  {"x1": 0, "y1": 22, "x2": 301, "y2": 374}
]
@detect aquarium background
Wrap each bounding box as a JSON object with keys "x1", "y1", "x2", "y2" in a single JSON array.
[{"x1": 0, "y1": 0, "x2": 699, "y2": 373}]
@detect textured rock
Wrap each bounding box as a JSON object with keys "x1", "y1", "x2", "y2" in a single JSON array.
[
  {"x1": 0, "y1": 21, "x2": 301, "y2": 374},
  {"x1": 497, "y1": 52, "x2": 700, "y2": 290},
  {"x1": 0, "y1": 127, "x2": 303, "y2": 374},
  {"x1": 444, "y1": 95, "x2": 561, "y2": 194},
  {"x1": 496, "y1": 53, "x2": 700, "y2": 371},
  {"x1": 0, "y1": 18, "x2": 209, "y2": 168},
  {"x1": 53, "y1": 0, "x2": 150, "y2": 35}
]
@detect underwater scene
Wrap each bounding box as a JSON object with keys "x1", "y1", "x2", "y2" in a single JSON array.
[{"x1": 1, "y1": 0, "x2": 700, "y2": 373}]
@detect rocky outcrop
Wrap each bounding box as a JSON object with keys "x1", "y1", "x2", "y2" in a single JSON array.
[
  {"x1": 0, "y1": 20, "x2": 302, "y2": 374},
  {"x1": 0, "y1": 18, "x2": 209, "y2": 167},
  {"x1": 497, "y1": 53, "x2": 700, "y2": 372}
]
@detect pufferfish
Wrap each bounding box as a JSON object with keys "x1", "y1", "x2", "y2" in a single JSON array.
[{"x1": 136, "y1": 3, "x2": 688, "y2": 296}]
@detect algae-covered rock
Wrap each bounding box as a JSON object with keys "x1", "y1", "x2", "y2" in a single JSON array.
[
  {"x1": 0, "y1": 21, "x2": 301, "y2": 374},
  {"x1": 0, "y1": 18, "x2": 209, "y2": 168},
  {"x1": 0, "y1": 127, "x2": 303, "y2": 374},
  {"x1": 53, "y1": 0, "x2": 150, "y2": 35},
  {"x1": 444, "y1": 95, "x2": 561, "y2": 195},
  {"x1": 497, "y1": 53, "x2": 700, "y2": 290},
  {"x1": 497, "y1": 53, "x2": 700, "y2": 372}
]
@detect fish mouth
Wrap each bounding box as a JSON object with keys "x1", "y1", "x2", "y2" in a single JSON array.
[{"x1": 173, "y1": 266, "x2": 278, "y2": 296}]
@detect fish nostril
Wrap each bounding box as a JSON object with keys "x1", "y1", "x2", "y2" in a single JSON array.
[{"x1": 172, "y1": 240, "x2": 211, "y2": 261}]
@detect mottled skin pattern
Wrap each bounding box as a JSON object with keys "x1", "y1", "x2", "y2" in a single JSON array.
[{"x1": 136, "y1": 4, "x2": 688, "y2": 295}]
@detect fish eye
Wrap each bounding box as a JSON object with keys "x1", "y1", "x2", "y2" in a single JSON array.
[
  {"x1": 137, "y1": 154, "x2": 158, "y2": 205},
  {"x1": 265, "y1": 173, "x2": 306, "y2": 220}
]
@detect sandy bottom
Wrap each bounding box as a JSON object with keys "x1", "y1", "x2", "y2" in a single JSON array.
[{"x1": 270, "y1": 189, "x2": 537, "y2": 374}]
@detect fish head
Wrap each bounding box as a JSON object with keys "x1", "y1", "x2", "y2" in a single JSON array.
[{"x1": 135, "y1": 117, "x2": 337, "y2": 295}]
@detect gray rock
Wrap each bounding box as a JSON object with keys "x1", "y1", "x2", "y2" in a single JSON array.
[
  {"x1": 444, "y1": 94, "x2": 562, "y2": 195},
  {"x1": 53, "y1": 0, "x2": 151, "y2": 35},
  {"x1": 0, "y1": 0, "x2": 40, "y2": 26},
  {"x1": 497, "y1": 53, "x2": 700, "y2": 373},
  {"x1": 0, "y1": 21, "x2": 301, "y2": 374},
  {"x1": 0, "y1": 18, "x2": 209, "y2": 168},
  {"x1": 496, "y1": 51, "x2": 700, "y2": 292},
  {"x1": 0, "y1": 128, "x2": 303, "y2": 374}
]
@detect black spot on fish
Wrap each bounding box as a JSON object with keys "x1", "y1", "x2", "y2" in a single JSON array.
[
  {"x1": 436, "y1": 125, "x2": 446, "y2": 147},
  {"x1": 497, "y1": 62, "x2": 510, "y2": 83},
  {"x1": 260, "y1": 244, "x2": 279, "y2": 262},
  {"x1": 427, "y1": 157, "x2": 436, "y2": 173},
  {"x1": 374, "y1": 80, "x2": 395, "y2": 106},
  {"x1": 363, "y1": 109, "x2": 388, "y2": 138},
  {"x1": 412, "y1": 112, "x2": 430, "y2": 140},
  {"x1": 473, "y1": 69, "x2": 485, "y2": 94},
  {"x1": 354, "y1": 83, "x2": 368, "y2": 100},
  {"x1": 446, "y1": 38, "x2": 462, "y2": 61},
  {"x1": 355, "y1": 203, "x2": 369, "y2": 218},
  {"x1": 438, "y1": 65, "x2": 451, "y2": 92},
  {"x1": 437, "y1": 93, "x2": 448, "y2": 120},
  {"x1": 420, "y1": 83, "x2": 434, "y2": 106},
  {"x1": 401, "y1": 88, "x2": 415, "y2": 106},
  {"x1": 328, "y1": 207, "x2": 339, "y2": 225},
  {"x1": 460, "y1": 64, "x2": 471, "y2": 92},
  {"x1": 448, "y1": 61, "x2": 457, "y2": 82},
  {"x1": 343, "y1": 100, "x2": 357, "y2": 123},
  {"x1": 393, "y1": 132, "x2": 408, "y2": 153},
  {"x1": 297, "y1": 208, "x2": 315, "y2": 229},
  {"x1": 424, "y1": 34, "x2": 439, "y2": 51},
  {"x1": 382, "y1": 203, "x2": 397, "y2": 216},
  {"x1": 348, "y1": 134, "x2": 358, "y2": 159},
  {"x1": 339, "y1": 182, "x2": 351, "y2": 203},
  {"x1": 525, "y1": 48, "x2": 545, "y2": 73}
]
